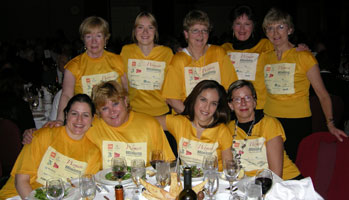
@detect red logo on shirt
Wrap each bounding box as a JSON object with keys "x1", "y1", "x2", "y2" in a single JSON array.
[
  {"x1": 194, "y1": 76, "x2": 199, "y2": 80},
  {"x1": 136, "y1": 69, "x2": 142, "y2": 73},
  {"x1": 114, "y1": 153, "x2": 120, "y2": 157},
  {"x1": 53, "y1": 162, "x2": 59, "y2": 168},
  {"x1": 86, "y1": 78, "x2": 90, "y2": 83},
  {"x1": 183, "y1": 142, "x2": 188, "y2": 147},
  {"x1": 50, "y1": 152, "x2": 56, "y2": 158},
  {"x1": 269, "y1": 74, "x2": 274, "y2": 78},
  {"x1": 108, "y1": 144, "x2": 113, "y2": 149},
  {"x1": 186, "y1": 150, "x2": 192, "y2": 155},
  {"x1": 132, "y1": 61, "x2": 136, "y2": 66},
  {"x1": 188, "y1": 69, "x2": 193, "y2": 74}
]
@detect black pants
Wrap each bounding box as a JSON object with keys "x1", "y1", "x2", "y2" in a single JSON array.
[{"x1": 277, "y1": 117, "x2": 312, "y2": 163}]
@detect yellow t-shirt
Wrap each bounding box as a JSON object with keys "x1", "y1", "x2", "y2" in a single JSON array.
[
  {"x1": 87, "y1": 111, "x2": 175, "y2": 168},
  {"x1": 222, "y1": 39, "x2": 274, "y2": 109},
  {"x1": 120, "y1": 44, "x2": 173, "y2": 116},
  {"x1": 261, "y1": 48, "x2": 317, "y2": 118},
  {"x1": 0, "y1": 127, "x2": 101, "y2": 199},
  {"x1": 227, "y1": 115, "x2": 300, "y2": 180},
  {"x1": 162, "y1": 45, "x2": 238, "y2": 101},
  {"x1": 66, "y1": 50, "x2": 125, "y2": 96},
  {"x1": 166, "y1": 115, "x2": 232, "y2": 171}
]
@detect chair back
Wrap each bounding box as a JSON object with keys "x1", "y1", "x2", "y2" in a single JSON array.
[
  {"x1": 0, "y1": 119, "x2": 22, "y2": 177},
  {"x1": 296, "y1": 132, "x2": 349, "y2": 200}
]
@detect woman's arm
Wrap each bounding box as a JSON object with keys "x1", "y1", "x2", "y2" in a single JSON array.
[
  {"x1": 266, "y1": 136, "x2": 284, "y2": 178},
  {"x1": 15, "y1": 174, "x2": 32, "y2": 199},
  {"x1": 155, "y1": 115, "x2": 168, "y2": 131},
  {"x1": 307, "y1": 64, "x2": 348, "y2": 141},
  {"x1": 45, "y1": 69, "x2": 75, "y2": 128},
  {"x1": 221, "y1": 147, "x2": 233, "y2": 163},
  {"x1": 166, "y1": 99, "x2": 184, "y2": 114},
  {"x1": 121, "y1": 73, "x2": 128, "y2": 92}
]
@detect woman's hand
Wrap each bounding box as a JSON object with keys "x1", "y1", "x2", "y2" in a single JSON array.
[
  {"x1": 22, "y1": 128, "x2": 36, "y2": 145},
  {"x1": 296, "y1": 43, "x2": 310, "y2": 52},
  {"x1": 43, "y1": 120, "x2": 64, "y2": 128},
  {"x1": 327, "y1": 123, "x2": 348, "y2": 142}
]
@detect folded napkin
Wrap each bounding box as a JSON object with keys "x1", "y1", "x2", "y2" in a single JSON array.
[{"x1": 265, "y1": 177, "x2": 323, "y2": 200}]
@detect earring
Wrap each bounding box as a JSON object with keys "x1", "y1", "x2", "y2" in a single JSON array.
[{"x1": 84, "y1": 47, "x2": 87, "y2": 50}]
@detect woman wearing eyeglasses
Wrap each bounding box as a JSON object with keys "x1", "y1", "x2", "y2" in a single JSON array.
[
  {"x1": 227, "y1": 80, "x2": 301, "y2": 180},
  {"x1": 162, "y1": 10, "x2": 238, "y2": 114}
]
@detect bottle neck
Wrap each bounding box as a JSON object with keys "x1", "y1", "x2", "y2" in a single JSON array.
[{"x1": 183, "y1": 170, "x2": 192, "y2": 189}]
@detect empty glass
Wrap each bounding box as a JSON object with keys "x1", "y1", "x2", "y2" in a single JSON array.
[
  {"x1": 131, "y1": 159, "x2": 146, "y2": 189},
  {"x1": 223, "y1": 159, "x2": 240, "y2": 191},
  {"x1": 246, "y1": 182, "x2": 262, "y2": 200},
  {"x1": 202, "y1": 155, "x2": 218, "y2": 173},
  {"x1": 46, "y1": 179, "x2": 65, "y2": 200},
  {"x1": 155, "y1": 161, "x2": 171, "y2": 188},
  {"x1": 203, "y1": 170, "x2": 219, "y2": 199},
  {"x1": 79, "y1": 174, "x2": 96, "y2": 200}
]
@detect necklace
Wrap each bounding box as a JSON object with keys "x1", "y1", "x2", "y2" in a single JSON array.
[{"x1": 232, "y1": 118, "x2": 255, "y2": 168}]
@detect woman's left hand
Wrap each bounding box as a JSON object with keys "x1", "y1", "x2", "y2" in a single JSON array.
[
  {"x1": 327, "y1": 123, "x2": 348, "y2": 142},
  {"x1": 296, "y1": 43, "x2": 310, "y2": 52}
]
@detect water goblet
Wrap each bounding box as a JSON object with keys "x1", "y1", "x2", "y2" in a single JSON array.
[
  {"x1": 202, "y1": 155, "x2": 218, "y2": 173},
  {"x1": 246, "y1": 182, "x2": 262, "y2": 200},
  {"x1": 155, "y1": 161, "x2": 170, "y2": 188},
  {"x1": 46, "y1": 179, "x2": 65, "y2": 200},
  {"x1": 131, "y1": 159, "x2": 146, "y2": 189},
  {"x1": 112, "y1": 157, "x2": 127, "y2": 185},
  {"x1": 223, "y1": 159, "x2": 240, "y2": 191},
  {"x1": 150, "y1": 150, "x2": 164, "y2": 170},
  {"x1": 79, "y1": 174, "x2": 96, "y2": 200},
  {"x1": 203, "y1": 170, "x2": 219, "y2": 200}
]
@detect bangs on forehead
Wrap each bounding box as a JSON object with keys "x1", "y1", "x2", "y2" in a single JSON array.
[{"x1": 84, "y1": 25, "x2": 103, "y2": 34}]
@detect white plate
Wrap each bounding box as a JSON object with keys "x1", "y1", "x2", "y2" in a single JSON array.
[
  {"x1": 28, "y1": 185, "x2": 79, "y2": 200},
  {"x1": 95, "y1": 168, "x2": 132, "y2": 186},
  {"x1": 180, "y1": 166, "x2": 204, "y2": 182}
]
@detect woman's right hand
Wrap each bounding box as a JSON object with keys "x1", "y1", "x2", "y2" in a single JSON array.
[
  {"x1": 43, "y1": 120, "x2": 64, "y2": 128},
  {"x1": 22, "y1": 128, "x2": 36, "y2": 144}
]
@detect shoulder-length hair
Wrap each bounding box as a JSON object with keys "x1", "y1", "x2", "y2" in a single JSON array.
[
  {"x1": 131, "y1": 11, "x2": 159, "y2": 44},
  {"x1": 181, "y1": 80, "x2": 229, "y2": 128}
]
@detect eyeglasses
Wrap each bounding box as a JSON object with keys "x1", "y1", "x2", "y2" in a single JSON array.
[
  {"x1": 230, "y1": 95, "x2": 254, "y2": 104},
  {"x1": 265, "y1": 24, "x2": 287, "y2": 33},
  {"x1": 189, "y1": 29, "x2": 209, "y2": 35}
]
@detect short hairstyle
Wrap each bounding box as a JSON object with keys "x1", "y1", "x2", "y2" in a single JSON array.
[
  {"x1": 262, "y1": 7, "x2": 294, "y2": 34},
  {"x1": 132, "y1": 11, "x2": 159, "y2": 44},
  {"x1": 181, "y1": 80, "x2": 229, "y2": 128},
  {"x1": 79, "y1": 16, "x2": 111, "y2": 41},
  {"x1": 63, "y1": 94, "x2": 96, "y2": 124},
  {"x1": 229, "y1": 5, "x2": 257, "y2": 25},
  {"x1": 183, "y1": 10, "x2": 212, "y2": 32},
  {"x1": 227, "y1": 80, "x2": 257, "y2": 103},
  {"x1": 91, "y1": 81, "x2": 130, "y2": 115}
]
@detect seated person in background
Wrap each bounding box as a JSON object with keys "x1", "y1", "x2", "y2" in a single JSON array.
[
  {"x1": 227, "y1": 80, "x2": 301, "y2": 180},
  {"x1": 156, "y1": 80, "x2": 233, "y2": 171},
  {"x1": 0, "y1": 94, "x2": 101, "y2": 199},
  {"x1": 89, "y1": 80, "x2": 175, "y2": 168}
]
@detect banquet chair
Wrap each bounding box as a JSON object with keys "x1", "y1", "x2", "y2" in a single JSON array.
[
  {"x1": 0, "y1": 119, "x2": 22, "y2": 180},
  {"x1": 295, "y1": 131, "x2": 349, "y2": 200},
  {"x1": 310, "y1": 95, "x2": 345, "y2": 132}
]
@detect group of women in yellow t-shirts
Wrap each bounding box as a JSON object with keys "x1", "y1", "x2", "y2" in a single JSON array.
[{"x1": 1, "y1": 5, "x2": 347, "y2": 200}]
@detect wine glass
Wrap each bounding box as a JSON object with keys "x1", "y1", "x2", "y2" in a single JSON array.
[
  {"x1": 150, "y1": 150, "x2": 164, "y2": 170},
  {"x1": 79, "y1": 174, "x2": 96, "y2": 200},
  {"x1": 46, "y1": 179, "x2": 65, "y2": 200},
  {"x1": 202, "y1": 155, "x2": 218, "y2": 173},
  {"x1": 223, "y1": 159, "x2": 240, "y2": 191},
  {"x1": 131, "y1": 159, "x2": 146, "y2": 189},
  {"x1": 203, "y1": 170, "x2": 219, "y2": 200},
  {"x1": 112, "y1": 157, "x2": 127, "y2": 185},
  {"x1": 155, "y1": 161, "x2": 170, "y2": 188},
  {"x1": 255, "y1": 169, "x2": 273, "y2": 196},
  {"x1": 32, "y1": 96, "x2": 39, "y2": 110}
]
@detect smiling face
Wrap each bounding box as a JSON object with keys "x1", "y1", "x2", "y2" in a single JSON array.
[
  {"x1": 66, "y1": 102, "x2": 93, "y2": 140},
  {"x1": 228, "y1": 86, "x2": 256, "y2": 123},
  {"x1": 184, "y1": 23, "x2": 209, "y2": 49},
  {"x1": 193, "y1": 88, "x2": 219, "y2": 127},
  {"x1": 83, "y1": 27, "x2": 106, "y2": 58},
  {"x1": 232, "y1": 14, "x2": 254, "y2": 41},
  {"x1": 265, "y1": 22, "x2": 292, "y2": 48},
  {"x1": 98, "y1": 98, "x2": 129, "y2": 127},
  {"x1": 135, "y1": 16, "x2": 156, "y2": 47}
]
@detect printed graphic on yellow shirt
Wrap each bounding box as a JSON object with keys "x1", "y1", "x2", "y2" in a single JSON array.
[
  {"x1": 82, "y1": 71, "x2": 118, "y2": 96},
  {"x1": 102, "y1": 141, "x2": 147, "y2": 168},
  {"x1": 264, "y1": 63, "x2": 296, "y2": 94},
  {"x1": 128, "y1": 59, "x2": 166, "y2": 90},
  {"x1": 179, "y1": 138, "x2": 218, "y2": 166},
  {"x1": 233, "y1": 137, "x2": 268, "y2": 172},
  {"x1": 227, "y1": 52, "x2": 259, "y2": 81},
  {"x1": 184, "y1": 62, "x2": 221, "y2": 96},
  {"x1": 36, "y1": 146, "x2": 88, "y2": 185}
]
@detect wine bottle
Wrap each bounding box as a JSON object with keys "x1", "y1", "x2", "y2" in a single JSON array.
[{"x1": 178, "y1": 167, "x2": 197, "y2": 200}]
